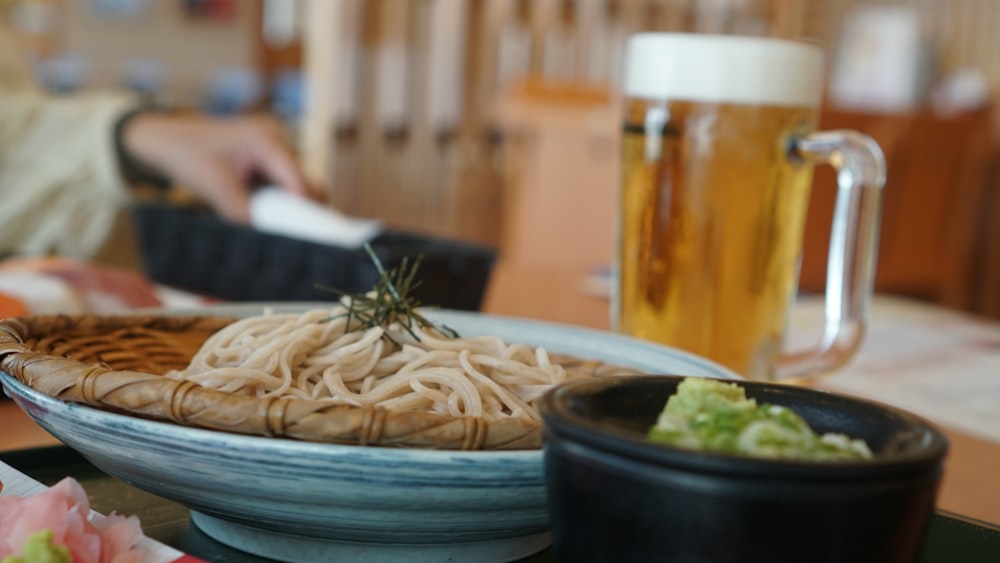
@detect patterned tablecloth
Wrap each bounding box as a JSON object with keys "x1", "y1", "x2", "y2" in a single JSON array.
[{"x1": 789, "y1": 296, "x2": 1000, "y2": 445}]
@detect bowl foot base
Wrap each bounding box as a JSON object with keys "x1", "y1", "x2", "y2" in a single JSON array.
[{"x1": 190, "y1": 511, "x2": 551, "y2": 563}]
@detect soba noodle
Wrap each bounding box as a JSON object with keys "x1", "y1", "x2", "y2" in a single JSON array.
[{"x1": 166, "y1": 304, "x2": 570, "y2": 421}]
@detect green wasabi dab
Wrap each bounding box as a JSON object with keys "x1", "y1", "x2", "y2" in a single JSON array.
[{"x1": 2, "y1": 530, "x2": 71, "y2": 563}]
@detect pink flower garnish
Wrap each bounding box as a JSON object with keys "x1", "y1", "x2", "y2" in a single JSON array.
[{"x1": 0, "y1": 477, "x2": 147, "y2": 562}]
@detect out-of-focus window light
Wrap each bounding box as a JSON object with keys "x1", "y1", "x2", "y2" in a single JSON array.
[
  {"x1": 829, "y1": 6, "x2": 926, "y2": 114},
  {"x1": 263, "y1": 0, "x2": 299, "y2": 48},
  {"x1": 122, "y1": 58, "x2": 168, "y2": 96},
  {"x1": 203, "y1": 67, "x2": 262, "y2": 115},
  {"x1": 36, "y1": 53, "x2": 88, "y2": 93},
  {"x1": 90, "y1": 0, "x2": 150, "y2": 22},
  {"x1": 9, "y1": 1, "x2": 59, "y2": 35}
]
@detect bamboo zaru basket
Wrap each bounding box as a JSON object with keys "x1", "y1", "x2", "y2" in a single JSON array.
[{"x1": 0, "y1": 314, "x2": 636, "y2": 450}]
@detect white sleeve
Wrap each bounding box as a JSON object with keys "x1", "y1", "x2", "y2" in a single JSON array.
[{"x1": 0, "y1": 91, "x2": 137, "y2": 259}]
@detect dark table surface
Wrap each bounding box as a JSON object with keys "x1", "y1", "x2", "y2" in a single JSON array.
[{"x1": 2, "y1": 445, "x2": 999, "y2": 563}]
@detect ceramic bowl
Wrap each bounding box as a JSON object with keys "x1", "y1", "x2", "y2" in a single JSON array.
[
  {"x1": 1, "y1": 307, "x2": 737, "y2": 563},
  {"x1": 539, "y1": 375, "x2": 949, "y2": 563}
]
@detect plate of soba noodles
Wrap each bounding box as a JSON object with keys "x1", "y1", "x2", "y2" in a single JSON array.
[{"x1": 0, "y1": 295, "x2": 736, "y2": 563}]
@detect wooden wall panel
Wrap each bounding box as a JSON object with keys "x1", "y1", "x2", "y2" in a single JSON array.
[{"x1": 293, "y1": 0, "x2": 1000, "y2": 268}]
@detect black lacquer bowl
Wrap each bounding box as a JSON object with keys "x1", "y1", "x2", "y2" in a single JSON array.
[{"x1": 538, "y1": 375, "x2": 949, "y2": 563}]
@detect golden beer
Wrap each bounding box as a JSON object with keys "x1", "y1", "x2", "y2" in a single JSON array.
[
  {"x1": 613, "y1": 33, "x2": 830, "y2": 380},
  {"x1": 615, "y1": 99, "x2": 816, "y2": 378}
]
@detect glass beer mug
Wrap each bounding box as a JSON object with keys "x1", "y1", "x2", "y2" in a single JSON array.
[{"x1": 612, "y1": 33, "x2": 885, "y2": 382}]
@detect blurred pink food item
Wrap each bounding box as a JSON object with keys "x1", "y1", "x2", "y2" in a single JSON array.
[
  {"x1": 0, "y1": 476, "x2": 146, "y2": 562},
  {"x1": 0, "y1": 257, "x2": 162, "y2": 314}
]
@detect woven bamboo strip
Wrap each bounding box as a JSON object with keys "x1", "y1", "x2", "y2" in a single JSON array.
[{"x1": 0, "y1": 314, "x2": 639, "y2": 450}]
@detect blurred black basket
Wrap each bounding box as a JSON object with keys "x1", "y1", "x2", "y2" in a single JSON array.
[{"x1": 132, "y1": 203, "x2": 497, "y2": 311}]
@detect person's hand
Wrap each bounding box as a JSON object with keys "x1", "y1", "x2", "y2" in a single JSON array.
[{"x1": 120, "y1": 112, "x2": 311, "y2": 223}]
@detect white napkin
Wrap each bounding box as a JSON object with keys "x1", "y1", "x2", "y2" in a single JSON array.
[
  {"x1": 0, "y1": 271, "x2": 85, "y2": 314},
  {"x1": 249, "y1": 187, "x2": 383, "y2": 249}
]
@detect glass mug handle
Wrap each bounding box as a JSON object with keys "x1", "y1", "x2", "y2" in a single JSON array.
[{"x1": 777, "y1": 131, "x2": 886, "y2": 382}]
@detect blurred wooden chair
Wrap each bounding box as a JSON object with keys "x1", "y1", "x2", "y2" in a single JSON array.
[
  {"x1": 968, "y1": 149, "x2": 1000, "y2": 319},
  {"x1": 494, "y1": 79, "x2": 619, "y2": 274}
]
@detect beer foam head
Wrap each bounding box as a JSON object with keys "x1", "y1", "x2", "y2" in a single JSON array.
[{"x1": 624, "y1": 33, "x2": 823, "y2": 107}]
